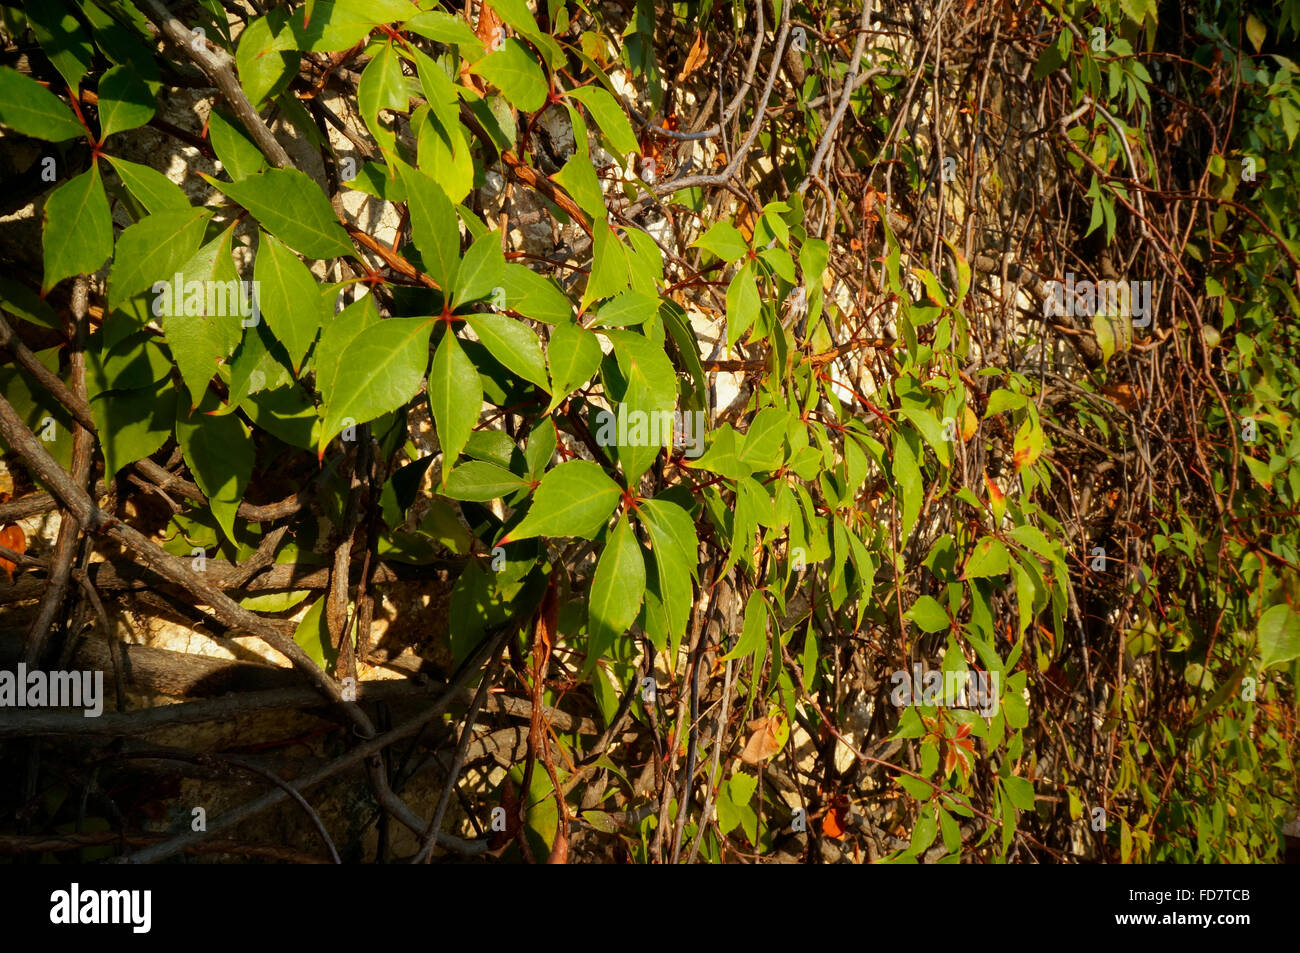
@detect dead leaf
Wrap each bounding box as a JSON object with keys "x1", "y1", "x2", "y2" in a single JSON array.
[
  {"x1": 740, "y1": 710, "x2": 788, "y2": 764},
  {"x1": 1100, "y1": 382, "x2": 1139, "y2": 410},
  {"x1": 679, "y1": 30, "x2": 709, "y2": 82}
]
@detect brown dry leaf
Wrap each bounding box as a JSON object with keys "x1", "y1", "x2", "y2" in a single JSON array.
[
  {"x1": 740, "y1": 712, "x2": 786, "y2": 764},
  {"x1": 476, "y1": 4, "x2": 505, "y2": 48},
  {"x1": 0, "y1": 523, "x2": 26, "y2": 583},
  {"x1": 679, "y1": 30, "x2": 709, "y2": 82},
  {"x1": 1100, "y1": 382, "x2": 1139, "y2": 410}
]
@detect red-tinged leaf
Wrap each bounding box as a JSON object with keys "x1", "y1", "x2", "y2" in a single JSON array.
[{"x1": 0, "y1": 523, "x2": 26, "y2": 583}]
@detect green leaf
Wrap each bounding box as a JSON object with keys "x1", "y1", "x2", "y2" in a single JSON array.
[
  {"x1": 90, "y1": 378, "x2": 176, "y2": 479},
  {"x1": 415, "y1": 100, "x2": 474, "y2": 202},
  {"x1": 486, "y1": 0, "x2": 564, "y2": 67},
  {"x1": 893, "y1": 433, "x2": 922, "y2": 541},
  {"x1": 909, "y1": 808, "x2": 939, "y2": 855},
  {"x1": 108, "y1": 205, "x2": 212, "y2": 310},
  {"x1": 254, "y1": 231, "x2": 329, "y2": 372},
  {"x1": 1002, "y1": 775, "x2": 1035, "y2": 811},
  {"x1": 722, "y1": 590, "x2": 769, "y2": 662},
  {"x1": 236, "y1": 13, "x2": 300, "y2": 106},
  {"x1": 726, "y1": 262, "x2": 761, "y2": 348},
  {"x1": 588, "y1": 515, "x2": 646, "y2": 658},
  {"x1": 470, "y1": 38, "x2": 547, "y2": 112},
  {"x1": 553, "y1": 153, "x2": 605, "y2": 218},
  {"x1": 105, "y1": 155, "x2": 190, "y2": 214},
  {"x1": 546, "y1": 320, "x2": 602, "y2": 411},
  {"x1": 208, "y1": 108, "x2": 267, "y2": 181},
  {"x1": 593, "y1": 290, "x2": 658, "y2": 328},
  {"x1": 87, "y1": 327, "x2": 171, "y2": 395},
  {"x1": 0, "y1": 67, "x2": 84, "y2": 141},
  {"x1": 503, "y1": 264, "x2": 572, "y2": 324},
  {"x1": 453, "y1": 231, "x2": 505, "y2": 307},
  {"x1": 507, "y1": 459, "x2": 621, "y2": 541},
  {"x1": 607, "y1": 329, "x2": 677, "y2": 411},
  {"x1": 207, "y1": 169, "x2": 353, "y2": 260},
  {"x1": 564, "y1": 84, "x2": 639, "y2": 156},
  {"x1": 737, "y1": 407, "x2": 788, "y2": 472},
  {"x1": 0, "y1": 277, "x2": 59, "y2": 329},
  {"x1": 907, "y1": 595, "x2": 951, "y2": 633},
  {"x1": 694, "y1": 221, "x2": 749, "y2": 262},
  {"x1": 317, "y1": 317, "x2": 432, "y2": 454},
  {"x1": 583, "y1": 221, "x2": 630, "y2": 308},
  {"x1": 175, "y1": 394, "x2": 254, "y2": 545},
  {"x1": 964, "y1": 537, "x2": 1010, "y2": 579},
  {"x1": 358, "y1": 40, "x2": 408, "y2": 150},
  {"x1": 97, "y1": 64, "x2": 155, "y2": 140},
  {"x1": 442, "y1": 461, "x2": 530, "y2": 501},
  {"x1": 1258, "y1": 603, "x2": 1300, "y2": 669},
  {"x1": 293, "y1": 598, "x2": 336, "y2": 670},
  {"x1": 637, "y1": 496, "x2": 698, "y2": 576},
  {"x1": 42, "y1": 164, "x2": 113, "y2": 292},
  {"x1": 405, "y1": 10, "x2": 484, "y2": 49},
  {"x1": 398, "y1": 164, "x2": 460, "y2": 291},
  {"x1": 691, "y1": 424, "x2": 749, "y2": 478},
  {"x1": 159, "y1": 228, "x2": 248, "y2": 409},
  {"x1": 606, "y1": 330, "x2": 678, "y2": 483},
  {"x1": 429, "y1": 330, "x2": 482, "y2": 471},
  {"x1": 27, "y1": 3, "x2": 94, "y2": 91},
  {"x1": 464, "y1": 313, "x2": 549, "y2": 391},
  {"x1": 292, "y1": 0, "x2": 417, "y2": 52}
]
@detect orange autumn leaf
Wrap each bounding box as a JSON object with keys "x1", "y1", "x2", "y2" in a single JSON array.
[
  {"x1": 736, "y1": 204, "x2": 756, "y2": 243},
  {"x1": 822, "y1": 803, "x2": 848, "y2": 839},
  {"x1": 0, "y1": 523, "x2": 26, "y2": 583},
  {"x1": 679, "y1": 30, "x2": 709, "y2": 82},
  {"x1": 961, "y1": 405, "x2": 978, "y2": 442}
]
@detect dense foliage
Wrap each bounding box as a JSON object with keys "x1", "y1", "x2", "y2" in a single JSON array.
[{"x1": 0, "y1": 0, "x2": 1296, "y2": 863}]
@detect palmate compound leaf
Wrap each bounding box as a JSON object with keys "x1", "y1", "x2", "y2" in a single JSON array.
[
  {"x1": 316, "y1": 316, "x2": 433, "y2": 457},
  {"x1": 429, "y1": 329, "x2": 482, "y2": 477},
  {"x1": 42, "y1": 163, "x2": 113, "y2": 292},
  {"x1": 587, "y1": 514, "x2": 646, "y2": 662},
  {"x1": 205, "y1": 168, "x2": 354, "y2": 260},
  {"x1": 505, "y1": 460, "x2": 622, "y2": 542}
]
